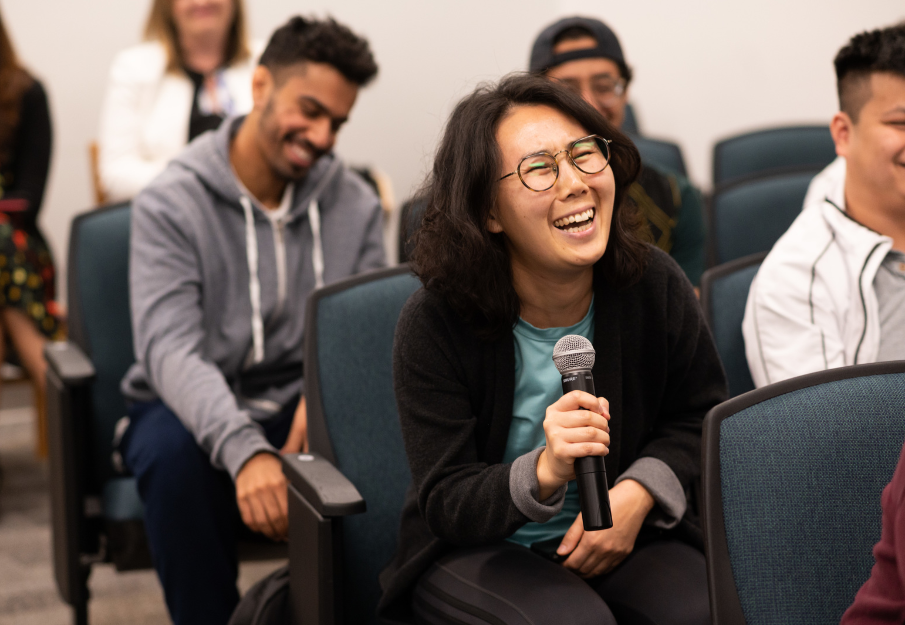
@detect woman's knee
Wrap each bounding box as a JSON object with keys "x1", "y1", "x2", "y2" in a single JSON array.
[
  {"x1": 595, "y1": 540, "x2": 710, "y2": 625},
  {"x1": 414, "y1": 543, "x2": 616, "y2": 625}
]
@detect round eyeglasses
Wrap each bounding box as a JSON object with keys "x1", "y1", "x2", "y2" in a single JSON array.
[
  {"x1": 498, "y1": 135, "x2": 612, "y2": 192},
  {"x1": 567, "y1": 76, "x2": 627, "y2": 108},
  {"x1": 591, "y1": 76, "x2": 627, "y2": 108}
]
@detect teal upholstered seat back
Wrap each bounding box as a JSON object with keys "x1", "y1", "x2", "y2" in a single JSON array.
[
  {"x1": 309, "y1": 269, "x2": 420, "y2": 624},
  {"x1": 621, "y1": 103, "x2": 640, "y2": 135},
  {"x1": 719, "y1": 372, "x2": 905, "y2": 623},
  {"x1": 713, "y1": 125, "x2": 835, "y2": 187},
  {"x1": 712, "y1": 171, "x2": 815, "y2": 265},
  {"x1": 630, "y1": 135, "x2": 688, "y2": 177},
  {"x1": 702, "y1": 256, "x2": 763, "y2": 398},
  {"x1": 68, "y1": 203, "x2": 135, "y2": 495}
]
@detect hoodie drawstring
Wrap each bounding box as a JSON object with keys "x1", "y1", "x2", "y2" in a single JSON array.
[
  {"x1": 306, "y1": 158, "x2": 342, "y2": 289},
  {"x1": 240, "y1": 195, "x2": 265, "y2": 365},
  {"x1": 308, "y1": 199, "x2": 324, "y2": 289},
  {"x1": 238, "y1": 157, "x2": 341, "y2": 367}
]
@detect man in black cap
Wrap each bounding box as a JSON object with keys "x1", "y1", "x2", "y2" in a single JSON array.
[{"x1": 531, "y1": 16, "x2": 706, "y2": 288}]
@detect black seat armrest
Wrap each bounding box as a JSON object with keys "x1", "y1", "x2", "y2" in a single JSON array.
[
  {"x1": 282, "y1": 452, "x2": 365, "y2": 517},
  {"x1": 45, "y1": 342, "x2": 96, "y2": 385},
  {"x1": 44, "y1": 341, "x2": 95, "y2": 612}
]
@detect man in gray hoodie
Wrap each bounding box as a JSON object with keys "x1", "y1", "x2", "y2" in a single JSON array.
[{"x1": 119, "y1": 16, "x2": 384, "y2": 625}]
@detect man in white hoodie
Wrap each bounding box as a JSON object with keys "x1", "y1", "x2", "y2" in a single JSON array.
[{"x1": 743, "y1": 23, "x2": 905, "y2": 388}]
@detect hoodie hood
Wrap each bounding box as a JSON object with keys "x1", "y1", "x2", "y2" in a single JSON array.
[
  {"x1": 122, "y1": 113, "x2": 386, "y2": 479},
  {"x1": 172, "y1": 115, "x2": 343, "y2": 365},
  {"x1": 170, "y1": 115, "x2": 341, "y2": 221}
]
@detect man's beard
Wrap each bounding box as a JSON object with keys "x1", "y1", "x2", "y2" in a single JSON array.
[{"x1": 258, "y1": 98, "x2": 327, "y2": 181}]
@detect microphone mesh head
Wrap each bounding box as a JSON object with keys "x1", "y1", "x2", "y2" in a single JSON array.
[{"x1": 552, "y1": 334, "x2": 596, "y2": 373}]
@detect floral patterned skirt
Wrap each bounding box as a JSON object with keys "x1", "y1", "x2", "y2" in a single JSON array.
[{"x1": 0, "y1": 215, "x2": 62, "y2": 339}]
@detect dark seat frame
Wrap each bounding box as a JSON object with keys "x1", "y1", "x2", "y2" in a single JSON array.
[
  {"x1": 702, "y1": 360, "x2": 905, "y2": 624},
  {"x1": 46, "y1": 204, "x2": 284, "y2": 625},
  {"x1": 282, "y1": 264, "x2": 415, "y2": 625},
  {"x1": 47, "y1": 203, "x2": 134, "y2": 625}
]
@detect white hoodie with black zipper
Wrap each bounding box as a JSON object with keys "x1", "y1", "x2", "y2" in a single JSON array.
[{"x1": 743, "y1": 157, "x2": 893, "y2": 388}]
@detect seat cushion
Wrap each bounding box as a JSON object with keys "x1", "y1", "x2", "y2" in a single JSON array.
[
  {"x1": 103, "y1": 477, "x2": 145, "y2": 522},
  {"x1": 720, "y1": 373, "x2": 905, "y2": 623}
]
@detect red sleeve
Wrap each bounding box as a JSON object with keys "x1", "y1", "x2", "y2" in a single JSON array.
[{"x1": 841, "y1": 443, "x2": 905, "y2": 624}]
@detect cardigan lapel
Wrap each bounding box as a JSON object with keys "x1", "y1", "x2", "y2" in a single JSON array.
[
  {"x1": 485, "y1": 333, "x2": 517, "y2": 464},
  {"x1": 592, "y1": 280, "x2": 622, "y2": 484}
]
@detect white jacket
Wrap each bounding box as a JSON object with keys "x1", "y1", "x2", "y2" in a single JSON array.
[
  {"x1": 743, "y1": 157, "x2": 893, "y2": 388},
  {"x1": 97, "y1": 41, "x2": 260, "y2": 203}
]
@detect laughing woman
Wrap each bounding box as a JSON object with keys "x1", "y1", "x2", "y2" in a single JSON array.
[{"x1": 378, "y1": 74, "x2": 727, "y2": 625}]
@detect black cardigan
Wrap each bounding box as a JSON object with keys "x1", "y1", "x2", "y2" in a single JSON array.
[
  {"x1": 1, "y1": 79, "x2": 52, "y2": 230},
  {"x1": 377, "y1": 246, "x2": 728, "y2": 622}
]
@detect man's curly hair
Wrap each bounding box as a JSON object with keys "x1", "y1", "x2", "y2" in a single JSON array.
[
  {"x1": 260, "y1": 16, "x2": 377, "y2": 86},
  {"x1": 835, "y1": 23, "x2": 905, "y2": 121}
]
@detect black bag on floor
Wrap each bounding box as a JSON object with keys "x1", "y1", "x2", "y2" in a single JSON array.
[{"x1": 228, "y1": 564, "x2": 291, "y2": 625}]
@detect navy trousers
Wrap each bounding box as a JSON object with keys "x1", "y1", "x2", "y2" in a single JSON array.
[{"x1": 121, "y1": 399, "x2": 296, "y2": 625}]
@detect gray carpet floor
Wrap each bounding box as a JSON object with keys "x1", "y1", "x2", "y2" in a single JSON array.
[{"x1": 0, "y1": 382, "x2": 285, "y2": 625}]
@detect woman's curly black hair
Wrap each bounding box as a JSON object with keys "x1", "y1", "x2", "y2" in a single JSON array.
[{"x1": 410, "y1": 72, "x2": 646, "y2": 339}]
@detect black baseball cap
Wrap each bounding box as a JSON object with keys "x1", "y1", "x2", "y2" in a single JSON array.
[{"x1": 529, "y1": 16, "x2": 629, "y2": 77}]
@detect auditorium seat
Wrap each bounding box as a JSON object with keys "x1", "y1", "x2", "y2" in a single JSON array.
[
  {"x1": 629, "y1": 134, "x2": 688, "y2": 178},
  {"x1": 702, "y1": 360, "x2": 905, "y2": 624},
  {"x1": 700, "y1": 252, "x2": 765, "y2": 398},
  {"x1": 712, "y1": 125, "x2": 836, "y2": 187},
  {"x1": 621, "y1": 102, "x2": 640, "y2": 135},
  {"x1": 708, "y1": 169, "x2": 816, "y2": 266},
  {"x1": 283, "y1": 265, "x2": 420, "y2": 624},
  {"x1": 45, "y1": 203, "x2": 284, "y2": 625}
]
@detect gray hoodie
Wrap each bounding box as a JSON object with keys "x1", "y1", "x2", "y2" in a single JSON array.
[{"x1": 121, "y1": 116, "x2": 386, "y2": 479}]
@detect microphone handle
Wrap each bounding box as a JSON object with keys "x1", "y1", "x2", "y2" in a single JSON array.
[{"x1": 561, "y1": 369, "x2": 613, "y2": 531}]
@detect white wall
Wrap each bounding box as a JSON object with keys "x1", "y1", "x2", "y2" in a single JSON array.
[
  {"x1": 561, "y1": 0, "x2": 905, "y2": 185},
  {"x1": 2, "y1": 0, "x2": 903, "y2": 302}
]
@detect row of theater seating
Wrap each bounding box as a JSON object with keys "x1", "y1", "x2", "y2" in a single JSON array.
[
  {"x1": 617, "y1": 123, "x2": 840, "y2": 268},
  {"x1": 624, "y1": 104, "x2": 836, "y2": 186},
  {"x1": 635, "y1": 122, "x2": 838, "y2": 400},
  {"x1": 48, "y1": 205, "x2": 905, "y2": 625},
  {"x1": 624, "y1": 111, "x2": 836, "y2": 268},
  {"x1": 46, "y1": 121, "x2": 845, "y2": 624}
]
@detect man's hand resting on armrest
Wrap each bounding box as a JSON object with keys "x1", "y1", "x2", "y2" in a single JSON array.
[
  {"x1": 236, "y1": 397, "x2": 307, "y2": 541},
  {"x1": 236, "y1": 453, "x2": 288, "y2": 541},
  {"x1": 280, "y1": 396, "x2": 308, "y2": 454}
]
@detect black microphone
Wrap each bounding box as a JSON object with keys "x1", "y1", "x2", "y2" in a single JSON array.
[{"x1": 552, "y1": 335, "x2": 613, "y2": 531}]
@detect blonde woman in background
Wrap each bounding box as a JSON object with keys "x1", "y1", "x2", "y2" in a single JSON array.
[{"x1": 97, "y1": 0, "x2": 259, "y2": 203}]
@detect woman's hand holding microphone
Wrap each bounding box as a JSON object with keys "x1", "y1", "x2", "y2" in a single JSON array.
[
  {"x1": 534, "y1": 391, "x2": 655, "y2": 578},
  {"x1": 535, "y1": 390, "x2": 610, "y2": 500}
]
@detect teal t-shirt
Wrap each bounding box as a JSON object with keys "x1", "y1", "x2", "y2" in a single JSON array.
[{"x1": 504, "y1": 298, "x2": 594, "y2": 548}]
